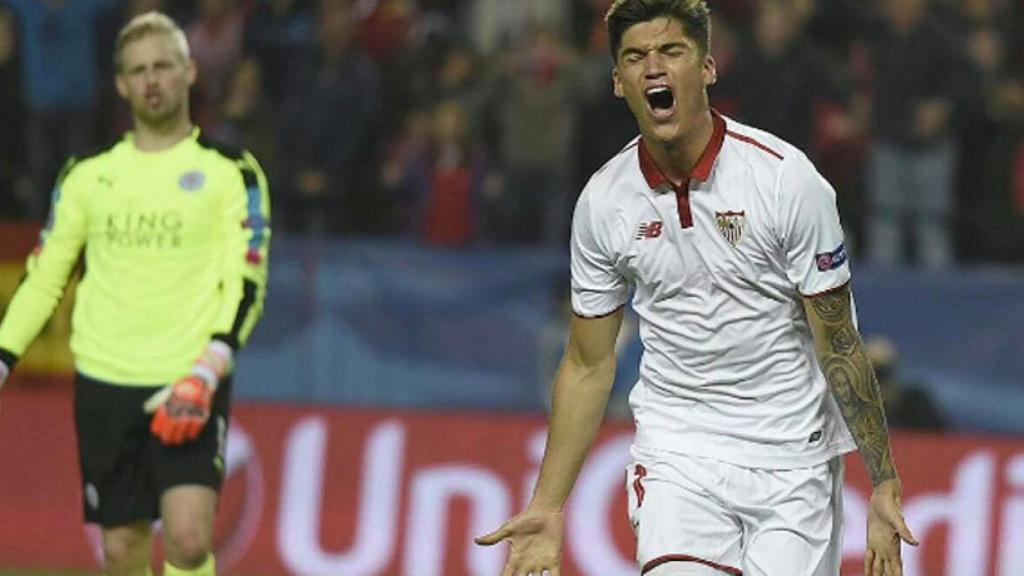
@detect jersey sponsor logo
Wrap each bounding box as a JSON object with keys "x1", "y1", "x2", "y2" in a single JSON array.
[
  {"x1": 635, "y1": 220, "x2": 663, "y2": 240},
  {"x1": 815, "y1": 243, "x2": 848, "y2": 272},
  {"x1": 106, "y1": 210, "x2": 184, "y2": 249},
  {"x1": 809, "y1": 430, "x2": 823, "y2": 443},
  {"x1": 714, "y1": 210, "x2": 746, "y2": 247},
  {"x1": 179, "y1": 170, "x2": 206, "y2": 192}
]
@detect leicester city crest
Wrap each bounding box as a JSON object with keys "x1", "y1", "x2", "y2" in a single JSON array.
[
  {"x1": 715, "y1": 210, "x2": 746, "y2": 247},
  {"x1": 179, "y1": 170, "x2": 206, "y2": 192}
]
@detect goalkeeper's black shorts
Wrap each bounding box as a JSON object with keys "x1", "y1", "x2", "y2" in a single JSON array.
[{"x1": 73, "y1": 372, "x2": 232, "y2": 527}]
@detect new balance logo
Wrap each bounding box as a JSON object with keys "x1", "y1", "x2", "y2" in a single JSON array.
[{"x1": 636, "y1": 220, "x2": 663, "y2": 240}]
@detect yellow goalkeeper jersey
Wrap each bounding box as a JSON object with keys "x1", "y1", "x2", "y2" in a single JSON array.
[{"x1": 0, "y1": 128, "x2": 270, "y2": 386}]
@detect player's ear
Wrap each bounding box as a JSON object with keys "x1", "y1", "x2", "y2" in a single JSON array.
[
  {"x1": 702, "y1": 54, "x2": 717, "y2": 87},
  {"x1": 115, "y1": 73, "x2": 129, "y2": 100},
  {"x1": 186, "y1": 57, "x2": 198, "y2": 87},
  {"x1": 613, "y1": 67, "x2": 624, "y2": 99}
]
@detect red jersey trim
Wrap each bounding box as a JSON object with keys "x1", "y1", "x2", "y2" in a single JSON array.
[
  {"x1": 642, "y1": 554, "x2": 743, "y2": 575},
  {"x1": 637, "y1": 111, "x2": 725, "y2": 229},
  {"x1": 572, "y1": 304, "x2": 625, "y2": 320},
  {"x1": 725, "y1": 130, "x2": 784, "y2": 161},
  {"x1": 637, "y1": 110, "x2": 727, "y2": 189},
  {"x1": 800, "y1": 279, "x2": 851, "y2": 299},
  {"x1": 675, "y1": 183, "x2": 693, "y2": 228}
]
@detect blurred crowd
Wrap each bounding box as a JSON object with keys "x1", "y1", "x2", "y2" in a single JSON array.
[{"x1": 0, "y1": 0, "x2": 1021, "y2": 264}]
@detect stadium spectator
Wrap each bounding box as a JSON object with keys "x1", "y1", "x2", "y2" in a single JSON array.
[
  {"x1": 432, "y1": 42, "x2": 487, "y2": 132},
  {"x1": 462, "y1": 0, "x2": 571, "y2": 56},
  {"x1": 861, "y1": 0, "x2": 971, "y2": 269},
  {"x1": 186, "y1": 0, "x2": 247, "y2": 129},
  {"x1": 211, "y1": 57, "x2": 279, "y2": 191},
  {"x1": 0, "y1": 4, "x2": 27, "y2": 217},
  {"x1": 277, "y1": 0, "x2": 380, "y2": 232},
  {"x1": 357, "y1": 0, "x2": 416, "y2": 65},
  {"x1": 4, "y1": 0, "x2": 117, "y2": 218},
  {"x1": 715, "y1": 0, "x2": 869, "y2": 251},
  {"x1": 714, "y1": 0, "x2": 855, "y2": 155},
  {"x1": 386, "y1": 99, "x2": 490, "y2": 247},
  {"x1": 0, "y1": 0, "x2": 1018, "y2": 267},
  {"x1": 802, "y1": 0, "x2": 866, "y2": 63},
  {"x1": 866, "y1": 336, "x2": 947, "y2": 431},
  {"x1": 486, "y1": 22, "x2": 581, "y2": 245},
  {"x1": 958, "y1": 19, "x2": 1024, "y2": 262},
  {"x1": 243, "y1": 0, "x2": 313, "y2": 105},
  {"x1": 388, "y1": 40, "x2": 488, "y2": 156},
  {"x1": 575, "y1": 0, "x2": 644, "y2": 192},
  {"x1": 379, "y1": 107, "x2": 432, "y2": 233}
]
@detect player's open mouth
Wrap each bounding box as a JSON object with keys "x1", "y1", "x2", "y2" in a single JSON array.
[{"x1": 645, "y1": 86, "x2": 675, "y2": 120}]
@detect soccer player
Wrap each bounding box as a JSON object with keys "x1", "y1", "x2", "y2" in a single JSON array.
[
  {"x1": 0, "y1": 12, "x2": 269, "y2": 576},
  {"x1": 476, "y1": 1, "x2": 916, "y2": 575}
]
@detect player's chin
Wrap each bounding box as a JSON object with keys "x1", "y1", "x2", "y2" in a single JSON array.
[
  {"x1": 137, "y1": 104, "x2": 175, "y2": 125},
  {"x1": 646, "y1": 121, "x2": 683, "y2": 146}
]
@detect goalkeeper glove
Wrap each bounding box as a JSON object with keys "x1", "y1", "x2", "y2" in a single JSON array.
[{"x1": 146, "y1": 341, "x2": 232, "y2": 446}]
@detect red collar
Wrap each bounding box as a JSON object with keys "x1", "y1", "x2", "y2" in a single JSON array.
[{"x1": 638, "y1": 110, "x2": 726, "y2": 189}]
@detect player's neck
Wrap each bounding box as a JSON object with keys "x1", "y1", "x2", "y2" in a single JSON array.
[
  {"x1": 132, "y1": 115, "x2": 194, "y2": 152},
  {"x1": 642, "y1": 110, "x2": 714, "y2": 186}
]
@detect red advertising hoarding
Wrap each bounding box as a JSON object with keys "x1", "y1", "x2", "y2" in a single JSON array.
[{"x1": 1, "y1": 384, "x2": 1022, "y2": 576}]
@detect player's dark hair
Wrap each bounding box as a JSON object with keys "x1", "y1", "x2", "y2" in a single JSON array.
[{"x1": 606, "y1": 0, "x2": 711, "y2": 61}]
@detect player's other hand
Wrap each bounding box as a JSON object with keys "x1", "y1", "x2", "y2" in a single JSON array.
[
  {"x1": 146, "y1": 375, "x2": 213, "y2": 446},
  {"x1": 475, "y1": 505, "x2": 564, "y2": 576},
  {"x1": 865, "y1": 477, "x2": 918, "y2": 576}
]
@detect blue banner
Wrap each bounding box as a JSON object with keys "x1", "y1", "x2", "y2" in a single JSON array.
[{"x1": 237, "y1": 237, "x2": 1024, "y2": 432}]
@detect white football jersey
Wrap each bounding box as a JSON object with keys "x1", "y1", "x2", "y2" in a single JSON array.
[{"x1": 571, "y1": 112, "x2": 856, "y2": 468}]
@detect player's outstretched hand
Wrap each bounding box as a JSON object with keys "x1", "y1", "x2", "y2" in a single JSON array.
[
  {"x1": 865, "y1": 477, "x2": 919, "y2": 576},
  {"x1": 145, "y1": 375, "x2": 213, "y2": 446},
  {"x1": 475, "y1": 505, "x2": 564, "y2": 576}
]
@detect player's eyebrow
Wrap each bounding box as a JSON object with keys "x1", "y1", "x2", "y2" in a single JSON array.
[
  {"x1": 124, "y1": 57, "x2": 175, "y2": 73},
  {"x1": 619, "y1": 41, "x2": 690, "y2": 60},
  {"x1": 657, "y1": 41, "x2": 689, "y2": 52}
]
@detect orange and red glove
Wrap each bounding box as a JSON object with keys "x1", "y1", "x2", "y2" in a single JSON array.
[
  {"x1": 148, "y1": 375, "x2": 213, "y2": 445},
  {"x1": 146, "y1": 341, "x2": 232, "y2": 446}
]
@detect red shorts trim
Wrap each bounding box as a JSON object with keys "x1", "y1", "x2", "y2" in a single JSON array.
[{"x1": 642, "y1": 554, "x2": 743, "y2": 575}]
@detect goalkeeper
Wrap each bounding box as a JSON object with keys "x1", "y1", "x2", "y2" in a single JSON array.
[{"x1": 0, "y1": 12, "x2": 269, "y2": 576}]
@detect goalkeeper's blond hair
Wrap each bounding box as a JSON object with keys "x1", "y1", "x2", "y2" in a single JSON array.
[{"x1": 114, "y1": 11, "x2": 191, "y2": 73}]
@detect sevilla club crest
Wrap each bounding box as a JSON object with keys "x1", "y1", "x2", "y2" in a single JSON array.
[{"x1": 715, "y1": 210, "x2": 746, "y2": 247}]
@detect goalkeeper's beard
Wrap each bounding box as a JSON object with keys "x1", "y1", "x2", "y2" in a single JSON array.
[{"x1": 134, "y1": 96, "x2": 187, "y2": 131}]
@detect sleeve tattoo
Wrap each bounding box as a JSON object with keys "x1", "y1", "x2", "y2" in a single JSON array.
[{"x1": 810, "y1": 287, "x2": 897, "y2": 487}]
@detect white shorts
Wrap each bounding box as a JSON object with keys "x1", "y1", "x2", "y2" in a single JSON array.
[{"x1": 626, "y1": 448, "x2": 844, "y2": 576}]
